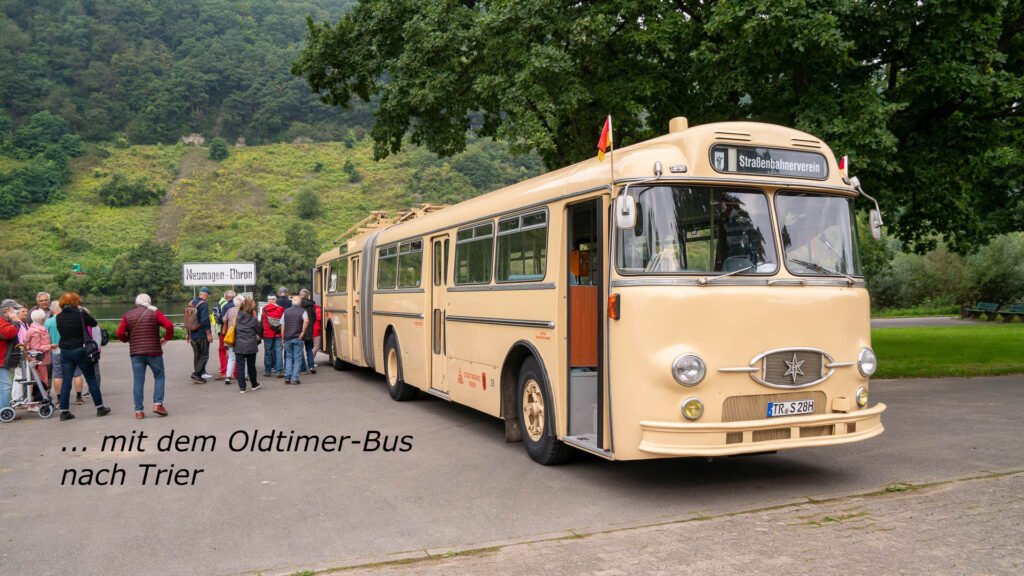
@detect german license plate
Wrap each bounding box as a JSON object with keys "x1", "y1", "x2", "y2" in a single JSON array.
[{"x1": 766, "y1": 399, "x2": 814, "y2": 418}]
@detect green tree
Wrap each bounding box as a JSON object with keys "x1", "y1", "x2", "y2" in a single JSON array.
[
  {"x1": 238, "y1": 241, "x2": 312, "y2": 297},
  {"x1": 294, "y1": 188, "x2": 323, "y2": 219},
  {"x1": 209, "y1": 137, "x2": 230, "y2": 161},
  {"x1": 286, "y1": 221, "x2": 321, "y2": 264},
  {"x1": 293, "y1": 0, "x2": 1024, "y2": 252},
  {"x1": 110, "y1": 240, "x2": 180, "y2": 299},
  {"x1": 97, "y1": 172, "x2": 164, "y2": 207}
]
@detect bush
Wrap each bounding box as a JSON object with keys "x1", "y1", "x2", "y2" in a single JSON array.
[
  {"x1": 294, "y1": 188, "x2": 322, "y2": 219},
  {"x1": 209, "y1": 137, "x2": 229, "y2": 161},
  {"x1": 343, "y1": 158, "x2": 360, "y2": 183},
  {"x1": 97, "y1": 172, "x2": 164, "y2": 207}
]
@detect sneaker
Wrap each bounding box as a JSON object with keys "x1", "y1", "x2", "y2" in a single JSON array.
[
  {"x1": 135, "y1": 411, "x2": 144, "y2": 419},
  {"x1": 75, "y1": 397, "x2": 84, "y2": 405},
  {"x1": 96, "y1": 406, "x2": 111, "y2": 417},
  {"x1": 60, "y1": 411, "x2": 75, "y2": 421},
  {"x1": 224, "y1": 378, "x2": 232, "y2": 385},
  {"x1": 251, "y1": 383, "x2": 262, "y2": 391},
  {"x1": 310, "y1": 368, "x2": 316, "y2": 374},
  {"x1": 152, "y1": 405, "x2": 168, "y2": 416},
  {"x1": 202, "y1": 373, "x2": 213, "y2": 379},
  {"x1": 292, "y1": 380, "x2": 301, "y2": 385},
  {"x1": 239, "y1": 389, "x2": 246, "y2": 394},
  {"x1": 214, "y1": 374, "x2": 226, "y2": 381},
  {"x1": 284, "y1": 379, "x2": 292, "y2": 385},
  {"x1": 82, "y1": 391, "x2": 91, "y2": 397},
  {"x1": 190, "y1": 376, "x2": 207, "y2": 384}
]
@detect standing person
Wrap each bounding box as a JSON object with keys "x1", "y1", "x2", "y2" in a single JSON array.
[
  {"x1": 0, "y1": 299, "x2": 24, "y2": 416},
  {"x1": 233, "y1": 297, "x2": 262, "y2": 393},
  {"x1": 24, "y1": 310, "x2": 52, "y2": 404},
  {"x1": 55, "y1": 292, "x2": 109, "y2": 420},
  {"x1": 116, "y1": 294, "x2": 174, "y2": 419},
  {"x1": 214, "y1": 290, "x2": 235, "y2": 381},
  {"x1": 298, "y1": 289, "x2": 317, "y2": 374},
  {"x1": 280, "y1": 295, "x2": 308, "y2": 385},
  {"x1": 186, "y1": 287, "x2": 214, "y2": 384},
  {"x1": 31, "y1": 292, "x2": 53, "y2": 319},
  {"x1": 221, "y1": 295, "x2": 242, "y2": 385},
  {"x1": 312, "y1": 300, "x2": 323, "y2": 372},
  {"x1": 276, "y1": 287, "x2": 291, "y2": 309},
  {"x1": 261, "y1": 294, "x2": 284, "y2": 378}
]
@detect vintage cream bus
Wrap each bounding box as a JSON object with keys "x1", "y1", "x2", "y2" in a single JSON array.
[{"x1": 312, "y1": 117, "x2": 886, "y2": 465}]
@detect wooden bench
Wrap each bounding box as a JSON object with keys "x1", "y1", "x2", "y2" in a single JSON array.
[
  {"x1": 966, "y1": 301, "x2": 1001, "y2": 321},
  {"x1": 999, "y1": 304, "x2": 1024, "y2": 323}
]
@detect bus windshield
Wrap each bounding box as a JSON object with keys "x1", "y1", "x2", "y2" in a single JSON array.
[
  {"x1": 776, "y1": 192, "x2": 862, "y2": 277},
  {"x1": 617, "y1": 186, "x2": 778, "y2": 275}
]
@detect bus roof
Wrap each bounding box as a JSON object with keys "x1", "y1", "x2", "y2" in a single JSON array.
[{"x1": 319, "y1": 119, "x2": 856, "y2": 262}]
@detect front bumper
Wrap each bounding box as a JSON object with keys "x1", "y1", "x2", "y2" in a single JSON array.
[{"x1": 637, "y1": 402, "x2": 885, "y2": 457}]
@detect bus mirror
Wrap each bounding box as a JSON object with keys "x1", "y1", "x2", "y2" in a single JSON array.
[
  {"x1": 615, "y1": 195, "x2": 636, "y2": 230},
  {"x1": 869, "y1": 209, "x2": 883, "y2": 240}
]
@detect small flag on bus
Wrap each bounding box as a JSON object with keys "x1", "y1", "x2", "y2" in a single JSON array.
[
  {"x1": 597, "y1": 115, "x2": 612, "y2": 162},
  {"x1": 839, "y1": 155, "x2": 849, "y2": 177}
]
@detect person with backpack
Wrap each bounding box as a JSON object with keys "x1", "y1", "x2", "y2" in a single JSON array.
[
  {"x1": 214, "y1": 290, "x2": 235, "y2": 381},
  {"x1": 185, "y1": 287, "x2": 214, "y2": 384},
  {"x1": 261, "y1": 294, "x2": 284, "y2": 377}
]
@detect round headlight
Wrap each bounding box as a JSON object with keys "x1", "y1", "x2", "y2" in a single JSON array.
[
  {"x1": 672, "y1": 354, "x2": 706, "y2": 386},
  {"x1": 682, "y1": 397, "x2": 704, "y2": 421},
  {"x1": 858, "y1": 348, "x2": 877, "y2": 378},
  {"x1": 856, "y1": 386, "x2": 869, "y2": 408}
]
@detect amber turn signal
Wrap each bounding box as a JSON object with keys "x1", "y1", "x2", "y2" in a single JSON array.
[{"x1": 608, "y1": 294, "x2": 620, "y2": 319}]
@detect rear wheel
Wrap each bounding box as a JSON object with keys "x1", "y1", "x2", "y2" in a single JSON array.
[
  {"x1": 38, "y1": 403, "x2": 54, "y2": 419},
  {"x1": 384, "y1": 333, "x2": 417, "y2": 401},
  {"x1": 0, "y1": 406, "x2": 14, "y2": 423},
  {"x1": 517, "y1": 357, "x2": 572, "y2": 465}
]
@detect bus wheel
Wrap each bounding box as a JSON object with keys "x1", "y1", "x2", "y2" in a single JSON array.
[
  {"x1": 384, "y1": 333, "x2": 417, "y2": 401},
  {"x1": 517, "y1": 357, "x2": 572, "y2": 465}
]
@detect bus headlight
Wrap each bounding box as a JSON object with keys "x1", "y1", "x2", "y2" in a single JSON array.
[
  {"x1": 682, "y1": 397, "x2": 704, "y2": 421},
  {"x1": 858, "y1": 348, "x2": 877, "y2": 378},
  {"x1": 672, "y1": 354, "x2": 706, "y2": 386},
  {"x1": 856, "y1": 386, "x2": 869, "y2": 408}
]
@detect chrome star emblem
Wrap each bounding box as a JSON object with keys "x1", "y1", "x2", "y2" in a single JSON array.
[{"x1": 783, "y1": 352, "x2": 805, "y2": 383}]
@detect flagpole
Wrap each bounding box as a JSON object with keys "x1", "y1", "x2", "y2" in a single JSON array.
[{"x1": 608, "y1": 116, "x2": 615, "y2": 189}]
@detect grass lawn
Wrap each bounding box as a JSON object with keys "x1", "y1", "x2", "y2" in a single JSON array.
[
  {"x1": 872, "y1": 324, "x2": 1024, "y2": 379},
  {"x1": 871, "y1": 305, "x2": 960, "y2": 319}
]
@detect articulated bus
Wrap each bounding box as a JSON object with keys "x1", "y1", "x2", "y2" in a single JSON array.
[{"x1": 311, "y1": 117, "x2": 886, "y2": 465}]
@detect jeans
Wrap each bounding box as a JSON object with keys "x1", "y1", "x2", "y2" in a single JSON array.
[
  {"x1": 58, "y1": 347, "x2": 103, "y2": 411},
  {"x1": 190, "y1": 338, "x2": 210, "y2": 379},
  {"x1": 302, "y1": 339, "x2": 315, "y2": 371},
  {"x1": 283, "y1": 339, "x2": 304, "y2": 382},
  {"x1": 225, "y1": 346, "x2": 236, "y2": 379},
  {"x1": 263, "y1": 337, "x2": 282, "y2": 375},
  {"x1": 130, "y1": 355, "x2": 165, "y2": 412},
  {"x1": 236, "y1": 353, "x2": 258, "y2": 390},
  {"x1": 0, "y1": 368, "x2": 11, "y2": 410}
]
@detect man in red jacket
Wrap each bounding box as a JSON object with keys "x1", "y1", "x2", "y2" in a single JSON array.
[
  {"x1": 116, "y1": 294, "x2": 175, "y2": 419},
  {"x1": 1, "y1": 299, "x2": 25, "y2": 415}
]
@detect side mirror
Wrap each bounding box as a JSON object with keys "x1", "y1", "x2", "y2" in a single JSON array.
[
  {"x1": 615, "y1": 195, "x2": 637, "y2": 230},
  {"x1": 869, "y1": 209, "x2": 883, "y2": 240}
]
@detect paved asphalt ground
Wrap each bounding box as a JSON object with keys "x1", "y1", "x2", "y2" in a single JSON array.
[{"x1": 0, "y1": 341, "x2": 1021, "y2": 576}]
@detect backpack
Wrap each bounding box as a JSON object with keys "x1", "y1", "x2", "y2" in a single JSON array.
[
  {"x1": 184, "y1": 299, "x2": 202, "y2": 332},
  {"x1": 267, "y1": 313, "x2": 282, "y2": 334}
]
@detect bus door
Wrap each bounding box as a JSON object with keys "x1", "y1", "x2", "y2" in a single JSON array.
[
  {"x1": 565, "y1": 198, "x2": 604, "y2": 449},
  {"x1": 429, "y1": 235, "x2": 449, "y2": 393},
  {"x1": 350, "y1": 254, "x2": 362, "y2": 365}
]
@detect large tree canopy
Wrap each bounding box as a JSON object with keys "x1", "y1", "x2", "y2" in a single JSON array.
[{"x1": 293, "y1": 0, "x2": 1024, "y2": 252}]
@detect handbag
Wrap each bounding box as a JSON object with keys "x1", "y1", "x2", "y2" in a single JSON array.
[
  {"x1": 2, "y1": 342, "x2": 22, "y2": 369},
  {"x1": 223, "y1": 316, "x2": 237, "y2": 347},
  {"x1": 80, "y1": 311, "x2": 101, "y2": 365}
]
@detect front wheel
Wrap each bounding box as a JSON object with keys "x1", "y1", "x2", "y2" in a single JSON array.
[
  {"x1": 384, "y1": 334, "x2": 417, "y2": 401},
  {"x1": 0, "y1": 406, "x2": 15, "y2": 423},
  {"x1": 517, "y1": 357, "x2": 572, "y2": 465}
]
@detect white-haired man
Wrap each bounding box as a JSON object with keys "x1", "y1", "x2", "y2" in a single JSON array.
[{"x1": 116, "y1": 294, "x2": 175, "y2": 419}]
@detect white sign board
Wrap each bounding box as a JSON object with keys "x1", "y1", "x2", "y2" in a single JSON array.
[{"x1": 182, "y1": 262, "x2": 256, "y2": 286}]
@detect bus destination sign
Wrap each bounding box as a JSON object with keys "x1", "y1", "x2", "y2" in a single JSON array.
[{"x1": 709, "y1": 145, "x2": 828, "y2": 180}]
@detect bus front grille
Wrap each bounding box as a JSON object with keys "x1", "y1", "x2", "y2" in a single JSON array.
[{"x1": 722, "y1": 391, "x2": 828, "y2": 422}]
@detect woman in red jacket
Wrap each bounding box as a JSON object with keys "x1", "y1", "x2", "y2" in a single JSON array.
[{"x1": 1, "y1": 299, "x2": 26, "y2": 413}]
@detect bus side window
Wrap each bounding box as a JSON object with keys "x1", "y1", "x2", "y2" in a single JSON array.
[{"x1": 455, "y1": 222, "x2": 493, "y2": 284}]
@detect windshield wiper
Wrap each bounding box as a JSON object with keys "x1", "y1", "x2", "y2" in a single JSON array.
[
  {"x1": 699, "y1": 265, "x2": 754, "y2": 286},
  {"x1": 789, "y1": 258, "x2": 857, "y2": 285}
]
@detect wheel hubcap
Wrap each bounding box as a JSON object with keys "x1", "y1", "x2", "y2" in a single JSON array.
[
  {"x1": 522, "y1": 379, "x2": 544, "y2": 442},
  {"x1": 387, "y1": 348, "x2": 398, "y2": 387}
]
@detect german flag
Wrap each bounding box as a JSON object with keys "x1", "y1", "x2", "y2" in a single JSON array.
[{"x1": 597, "y1": 115, "x2": 612, "y2": 161}]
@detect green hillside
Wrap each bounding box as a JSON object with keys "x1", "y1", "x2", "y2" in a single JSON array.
[{"x1": 0, "y1": 137, "x2": 543, "y2": 300}]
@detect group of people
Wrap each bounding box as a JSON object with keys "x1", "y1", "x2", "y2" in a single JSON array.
[
  {"x1": 0, "y1": 285, "x2": 324, "y2": 422},
  {"x1": 185, "y1": 286, "x2": 322, "y2": 392},
  {"x1": 0, "y1": 292, "x2": 110, "y2": 421}
]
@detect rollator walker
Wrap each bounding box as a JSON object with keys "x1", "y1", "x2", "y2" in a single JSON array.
[{"x1": 0, "y1": 343, "x2": 56, "y2": 422}]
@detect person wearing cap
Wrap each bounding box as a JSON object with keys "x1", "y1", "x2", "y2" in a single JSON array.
[
  {"x1": 261, "y1": 294, "x2": 284, "y2": 377},
  {"x1": 187, "y1": 287, "x2": 214, "y2": 384},
  {"x1": 276, "y1": 287, "x2": 292, "y2": 310},
  {"x1": 0, "y1": 299, "x2": 24, "y2": 415}
]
